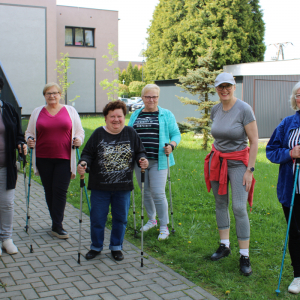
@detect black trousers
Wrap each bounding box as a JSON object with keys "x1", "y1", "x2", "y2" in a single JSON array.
[
  {"x1": 282, "y1": 194, "x2": 300, "y2": 278},
  {"x1": 36, "y1": 158, "x2": 71, "y2": 230}
]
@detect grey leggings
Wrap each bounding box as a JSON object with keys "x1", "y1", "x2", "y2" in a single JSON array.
[
  {"x1": 211, "y1": 163, "x2": 250, "y2": 241},
  {"x1": 134, "y1": 160, "x2": 169, "y2": 226},
  {"x1": 0, "y1": 167, "x2": 15, "y2": 241}
]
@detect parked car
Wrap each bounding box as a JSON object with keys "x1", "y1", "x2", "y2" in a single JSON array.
[
  {"x1": 130, "y1": 97, "x2": 142, "y2": 103},
  {"x1": 131, "y1": 99, "x2": 144, "y2": 112},
  {"x1": 120, "y1": 98, "x2": 131, "y2": 104},
  {"x1": 120, "y1": 98, "x2": 133, "y2": 112}
]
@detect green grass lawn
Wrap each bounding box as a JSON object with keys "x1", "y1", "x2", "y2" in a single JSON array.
[{"x1": 23, "y1": 115, "x2": 296, "y2": 299}]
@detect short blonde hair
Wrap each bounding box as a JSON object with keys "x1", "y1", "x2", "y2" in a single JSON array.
[
  {"x1": 141, "y1": 84, "x2": 160, "y2": 97},
  {"x1": 290, "y1": 82, "x2": 300, "y2": 111},
  {"x1": 43, "y1": 82, "x2": 62, "y2": 96}
]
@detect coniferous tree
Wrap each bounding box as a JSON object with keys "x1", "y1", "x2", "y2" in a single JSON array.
[
  {"x1": 145, "y1": 0, "x2": 266, "y2": 80},
  {"x1": 133, "y1": 65, "x2": 142, "y2": 81},
  {"x1": 126, "y1": 62, "x2": 134, "y2": 83},
  {"x1": 176, "y1": 49, "x2": 222, "y2": 150}
]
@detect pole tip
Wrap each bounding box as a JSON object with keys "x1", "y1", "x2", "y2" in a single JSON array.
[{"x1": 275, "y1": 289, "x2": 280, "y2": 296}]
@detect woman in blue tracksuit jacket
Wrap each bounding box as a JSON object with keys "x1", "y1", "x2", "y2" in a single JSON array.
[
  {"x1": 128, "y1": 84, "x2": 181, "y2": 241},
  {"x1": 266, "y1": 81, "x2": 300, "y2": 294}
]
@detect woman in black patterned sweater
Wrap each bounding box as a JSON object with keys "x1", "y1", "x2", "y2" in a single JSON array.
[{"x1": 77, "y1": 100, "x2": 148, "y2": 261}]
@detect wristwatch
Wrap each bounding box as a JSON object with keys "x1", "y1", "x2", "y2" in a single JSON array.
[
  {"x1": 169, "y1": 144, "x2": 175, "y2": 151},
  {"x1": 247, "y1": 167, "x2": 255, "y2": 172}
]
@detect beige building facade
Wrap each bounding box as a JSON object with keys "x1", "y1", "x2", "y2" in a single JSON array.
[{"x1": 0, "y1": 0, "x2": 118, "y2": 114}]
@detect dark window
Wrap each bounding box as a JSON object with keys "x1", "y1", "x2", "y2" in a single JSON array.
[{"x1": 65, "y1": 27, "x2": 94, "y2": 47}]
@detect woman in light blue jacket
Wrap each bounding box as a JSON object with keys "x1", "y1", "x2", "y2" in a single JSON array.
[{"x1": 128, "y1": 84, "x2": 181, "y2": 240}]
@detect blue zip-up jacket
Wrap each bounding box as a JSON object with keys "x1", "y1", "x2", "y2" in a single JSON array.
[
  {"x1": 266, "y1": 111, "x2": 300, "y2": 207},
  {"x1": 128, "y1": 106, "x2": 181, "y2": 170}
]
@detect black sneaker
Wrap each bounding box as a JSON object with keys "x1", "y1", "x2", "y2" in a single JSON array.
[
  {"x1": 240, "y1": 255, "x2": 253, "y2": 276},
  {"x1": 211, "y1": 243, "x2": 231, "y2": 261},
  {"x1": 111, "y1": 250, "x2": 124, "y2": 261},
  {"x1": 86, "y1": 250, "x2": 101, "y2": 260},
  {"x1": 51, "y1": 227, "x2": 69, "y2": 239}
]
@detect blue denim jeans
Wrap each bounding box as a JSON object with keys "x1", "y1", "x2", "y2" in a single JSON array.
[{"x1": 90, "y1": 189, "x2": 131, "y2": 251}]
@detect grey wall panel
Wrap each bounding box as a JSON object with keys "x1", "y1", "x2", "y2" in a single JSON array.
[
  {"x1": 0, "y1": 4, "x2": 46, "y2": 114},
  {"x1": 243, "y1": 75, "x2": 300, "y2": 138},
  {"x1": 155, "y1": 79, "x2": 220, "y2": 124},
  {"x1": 67, "y1": 58, "x2": 95, "y2": 113}
]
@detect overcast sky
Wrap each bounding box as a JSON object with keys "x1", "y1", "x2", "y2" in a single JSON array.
[{"x1": 57, "y1": 0, "x2": 300, "y2": 62}]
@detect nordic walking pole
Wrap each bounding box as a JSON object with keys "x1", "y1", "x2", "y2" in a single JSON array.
[
  {"x1": 165, "y1": 143, "x2": 175, "y2": 234},
  {"x1": 276, "y1": 158, "x2": 300, "y2": 296},
  {"x1": 26, "y1": 137, "x2": 34, "y2": 253},
  {"x1": 132, "y1": 189, "x2": 138, "y2": 238},
  {"x1": 140, "y1": 158, "x2": 145, "y2": 267},
  {"x1": 78, "y1": 162, "x2": 86, "y2": 264},
  {"x1": 73, "y1": 139, "x2": 91, "y2": 212},
  {"x1": 20, "y1": 143, "x2": 28, "y2": 233}
]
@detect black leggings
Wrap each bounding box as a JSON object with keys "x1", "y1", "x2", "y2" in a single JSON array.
[
  {"x1": 282, "y1": 194, "x2": 300, "y2": 278},
  {"x1": 36, "y1": 158, "x2": 71, "y2": 230}
]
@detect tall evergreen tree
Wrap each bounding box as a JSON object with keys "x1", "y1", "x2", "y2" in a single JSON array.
[
  {"x1": 126, "y1": 62, "x2": 134, "y2": 83},
  {"x1": 133, "y1": 65, "x2": 142, "y2": 81},
  {"x1": 145, "y1": 0, "x2": 266, "y2": 80},
  {"x1": 176, "y1": 49, "x2": 221, "y2": 150}
]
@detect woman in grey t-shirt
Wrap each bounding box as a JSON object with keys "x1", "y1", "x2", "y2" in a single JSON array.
[{"x1": 205, "y1": 73, "x2": 258, "y2": 276}]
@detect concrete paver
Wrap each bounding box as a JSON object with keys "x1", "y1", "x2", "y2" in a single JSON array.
[{"x1": 0, "y1": 176, "x2": 218, "y2": 300}]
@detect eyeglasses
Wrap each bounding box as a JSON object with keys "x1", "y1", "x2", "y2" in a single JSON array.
[
  {"x1": 143, "y1": 96, "x2": 158, "y2": 100},
  {"x1": 45, "y1": 92, "x2": 60, "y2": 97},
  {"x1": 216, "y1": 84, "x2": 233, "y2": 91},
  {"x1": 294, "y1": 94, "x2": 300, "y2": 99}
]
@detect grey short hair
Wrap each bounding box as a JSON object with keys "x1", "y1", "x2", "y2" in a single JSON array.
[
  {"x1": 43, "y1": 82, "x2": 62, "y2": 96},
  {"x1": 290, "y1": 82, "x2": 300, "y2": 111},
  {"x1": 141, "y1": 84, "x2": 160, "y2": 97}
]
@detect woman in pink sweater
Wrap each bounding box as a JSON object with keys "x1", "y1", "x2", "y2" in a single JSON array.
[{"x1": 25, "y1": 83, "x2": 84, "y2": 239}]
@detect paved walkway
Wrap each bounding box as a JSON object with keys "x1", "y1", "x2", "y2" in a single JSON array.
[{"x1": 0, "y1": 176, "x2": 218, "y2": 300}]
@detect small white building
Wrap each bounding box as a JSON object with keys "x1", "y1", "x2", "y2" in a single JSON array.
[{"x1": 224, "y1": 59, "x2": 300, "y2": 138}]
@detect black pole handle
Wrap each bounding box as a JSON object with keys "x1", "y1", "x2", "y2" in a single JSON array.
[
  {"x1": 140, "y1": 158, "x2": 145, "y2": 182},
  {"x1": 28, "y1": 136, "x2": 34, "y2": 150},
  {"x1": 165, "y1": 143, "x2": 170, "y2": 157},
  {"x1": 72, "y1": 137, "x2": 79, "y2": 149},
  {"x1": 79, "y1": 162, "x2": 87, "y2": 186},
  {"x1": 20, "y1": 142, "x2": 27, "y2": 166},
  {"x1": 79, "y1": 162, "x2": 90, "y2": 172},
  {"x1": 296, "y1": 158, "x2": 300, "y2": 164}
]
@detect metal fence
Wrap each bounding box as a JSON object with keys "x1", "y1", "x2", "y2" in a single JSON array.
[{"x1": 242, "y1": 75, "x2": 300, "y2": 138}]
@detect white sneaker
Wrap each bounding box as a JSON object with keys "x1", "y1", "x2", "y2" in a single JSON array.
[
  {"x1": 158, "y1": 227, "x2": 169, "y2": 240},
  {"x1": 288, "y1": 277, "x2": 300, "y2": 294},
  {"x1": 140, "y1": 220, "x2": 157, "y2": 232},
  {"x1": 2, "y1": 239, "x2": 18, "y2": 255}
]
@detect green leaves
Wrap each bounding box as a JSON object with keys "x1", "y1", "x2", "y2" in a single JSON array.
[
  {"x1": 55, "y1": 52, "x2": 80, "y2": 103},
  {"x1": 99, "y1": 43, "x2": 119, "y2": 101},
  {"x1": 145, "y1": 0, "x2": 265, "y2": 80}
]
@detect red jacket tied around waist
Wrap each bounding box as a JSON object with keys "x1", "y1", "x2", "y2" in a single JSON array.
[{"x1": 204, "y1": 144, "x2": 255, "y2": 208}]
